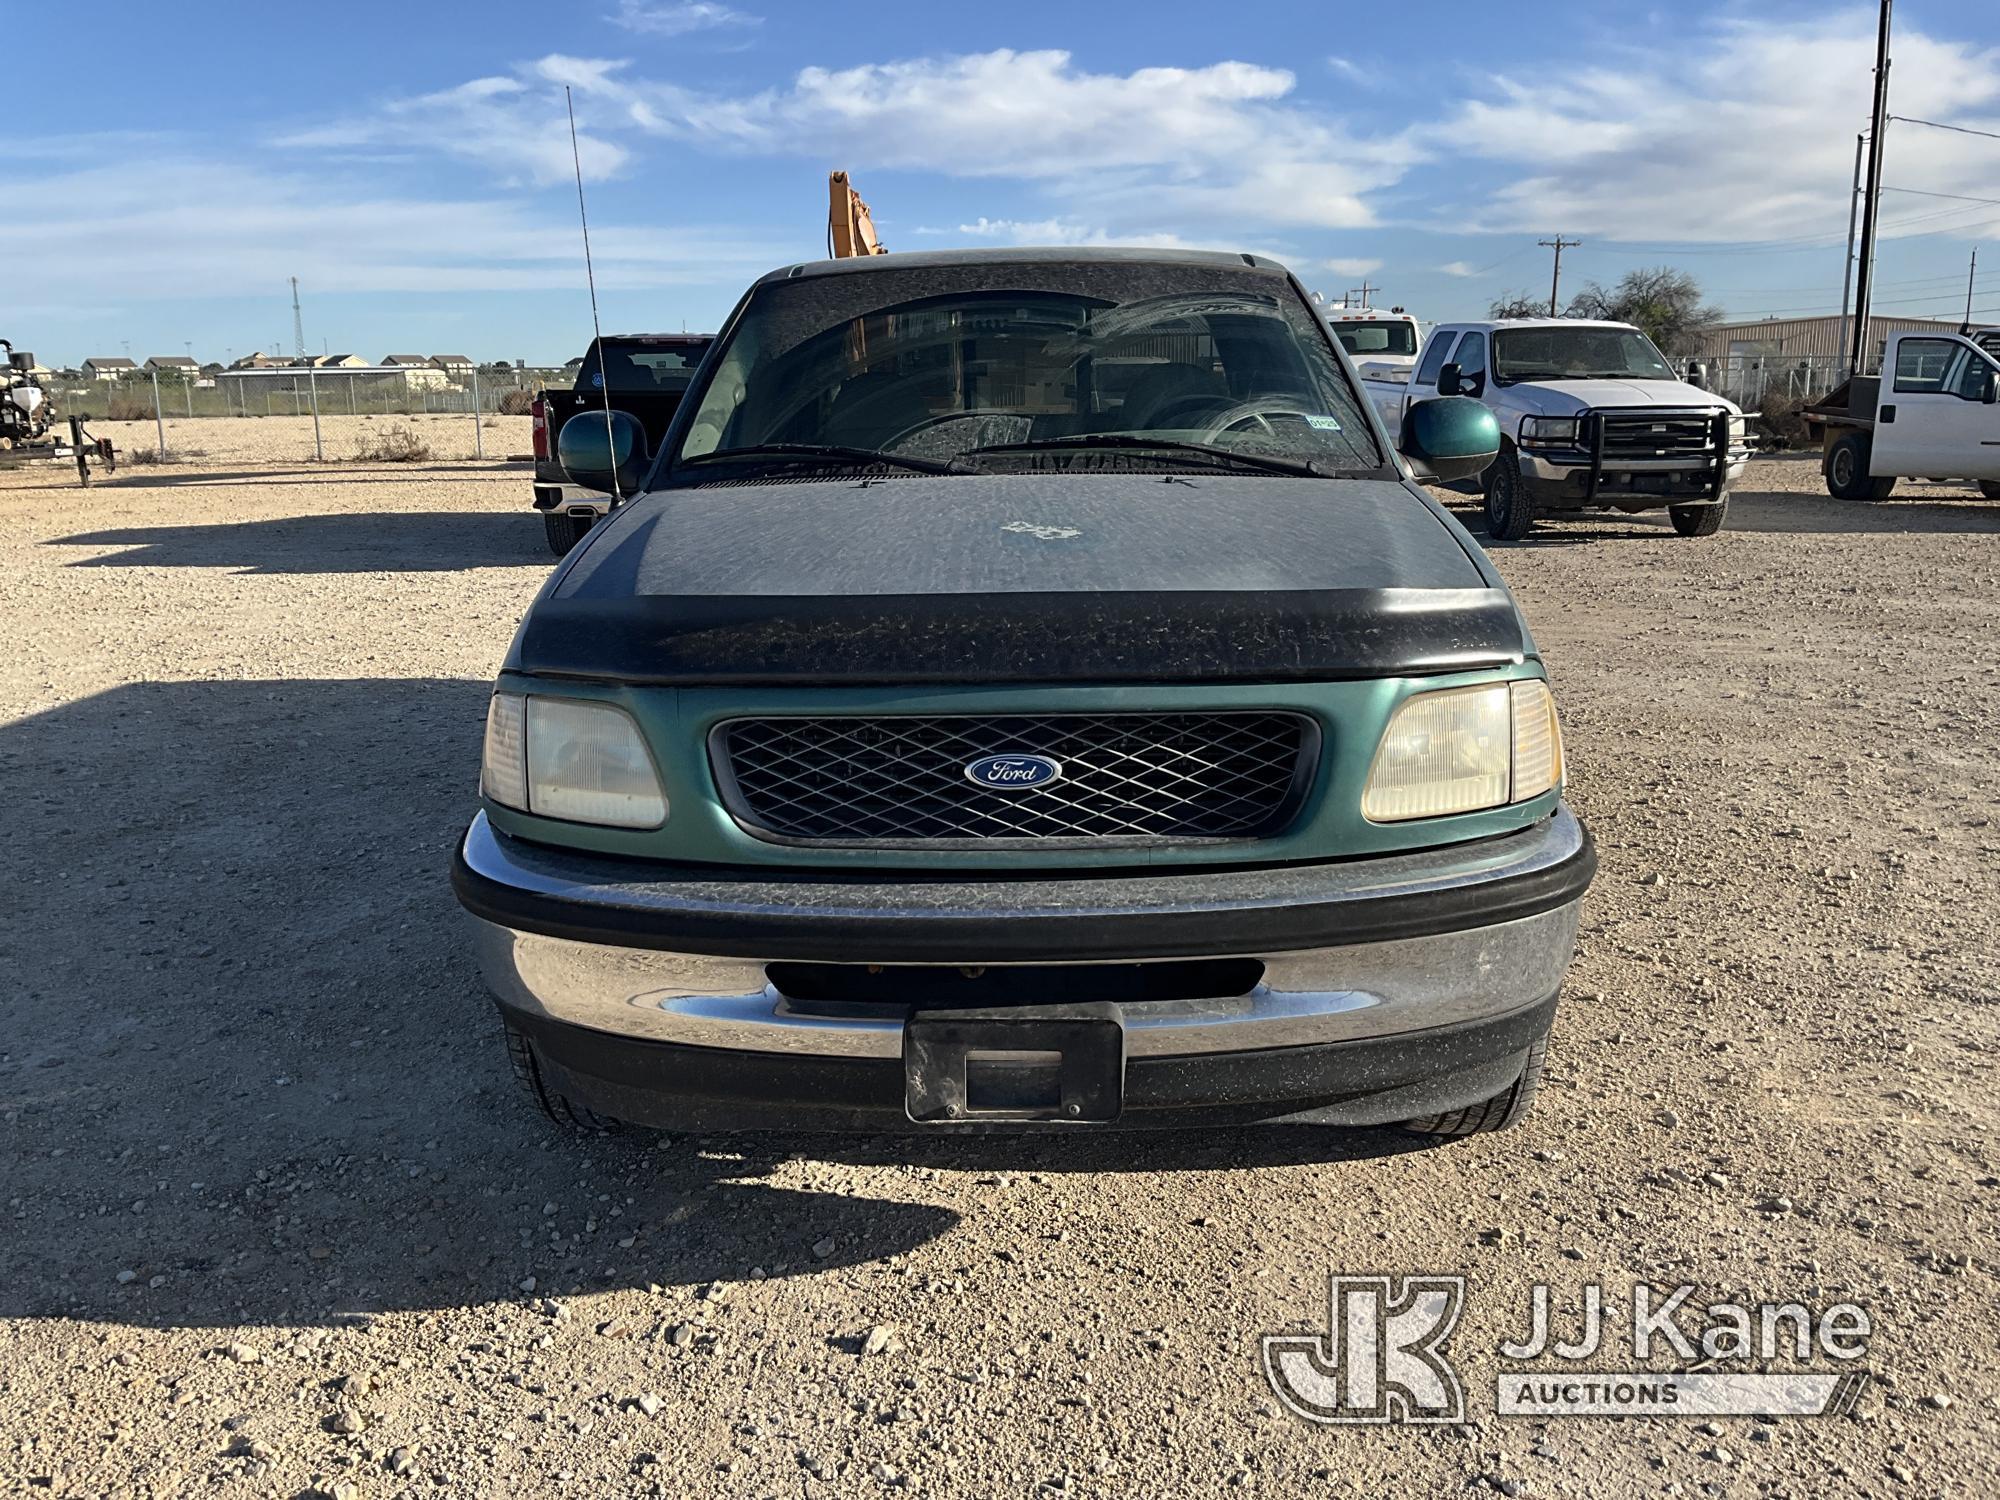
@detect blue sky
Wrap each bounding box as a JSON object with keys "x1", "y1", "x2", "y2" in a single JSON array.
[{"x1": 11, "y1": 0, "x2": 1998, "y2": 366}]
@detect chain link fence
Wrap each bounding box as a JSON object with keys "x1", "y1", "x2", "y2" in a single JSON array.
[{"x1": 38, "y1": 367, "x2": 552, "y2": 466}]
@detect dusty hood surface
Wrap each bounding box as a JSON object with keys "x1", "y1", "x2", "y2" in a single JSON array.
[{"x1": 515, "y1": 474, "x2": 1531, "y2": 686}]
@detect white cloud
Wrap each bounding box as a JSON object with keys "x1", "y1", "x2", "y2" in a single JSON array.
[
  {"x1": 545, "y1": 49, "x2": 1424, "y2": 232},
  {"x1": 609, "y1": 0, "x2": 758, "y2": 37},
  {"x1": 277, "y1": 65, "x2": 632, "y2": 188},
  {"x1": 1322, "y1": 257, "x2": 1382, "y2": 276},
  {"x1": 1437, "y1": 261, "x2": 1478, "y2": 277},
  {"x1": 0, "y1": 155, "x2": 788, "y2": 301},
  {"x1": 1447, "y1": 11, "x2": 2000, "y2": 244},
  {"x1": 946, "y1": 217, "x2": 1200, "y2": 248}
]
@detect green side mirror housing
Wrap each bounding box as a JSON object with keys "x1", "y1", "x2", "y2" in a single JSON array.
[
  {"x1": 557, "y1": 410, "x2": 650, "y2": 496},
  {"x1": 1400, "y1": 395, "x2": 1502, "y2": 483}
]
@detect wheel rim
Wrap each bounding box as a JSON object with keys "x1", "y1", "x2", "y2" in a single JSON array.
[{"x1": 1831, "y1": 448, "x2": 1853, "y2": 488}]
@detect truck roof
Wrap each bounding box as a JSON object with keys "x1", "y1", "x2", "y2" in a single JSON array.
[
  {"x1": 757, "y1": 247, "x2": 1287, "y2": 286},
  {"x1": 1434, "y1": 318, "x2": 1641, "y2": 335}
]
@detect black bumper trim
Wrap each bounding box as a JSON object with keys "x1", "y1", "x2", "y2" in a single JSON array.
[
  {"x1": 503, "y1": 991, "x2": 1560, "y2": 1133},
  {"x1": 451, "y1": 808, "x2": 1594, "y2": 964}
]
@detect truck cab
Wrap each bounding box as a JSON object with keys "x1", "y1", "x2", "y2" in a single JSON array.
[
  {"x1": 1808, "y1": 331, "x2": 2000, "y2": 502},
  {"x1": 1325, "y1": 308, "x2": 1424, "y2": 385},
  {"x1": 1369, "y1": 319, "x2": 1748, "y2": 540}
]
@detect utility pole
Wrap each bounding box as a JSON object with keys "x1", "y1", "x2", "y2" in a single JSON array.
[
  {"x1": 1539, "y1": 237, "x2": 1581, "y2": 316},
  {"x1": 1849, "y1": 0, "x2": 1893, "y2": 374},
  {"x1": 290, "y1": 276, "x2": 306, "y2": 361},
  {"x1": 1963, "y1": 247, "x2": 1980, "y2": 333},
  {"x1": 1350, "y1": 280, "x2": 1379, "y2": 309},
  {"x1": 1837, "y1": 132, "x2": 1865, "y2": 375}
]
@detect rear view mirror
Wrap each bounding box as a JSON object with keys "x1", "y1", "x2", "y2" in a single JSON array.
[
  {"x1": 558, "y1": 410, "x2": 649, "y2": 496},
  {"x1": 1400, "y1": 396, "x2": 1501, "y2": 483},
  {"x1": 1435, "y1": 362, "x2": 1463, "y2": 397}
]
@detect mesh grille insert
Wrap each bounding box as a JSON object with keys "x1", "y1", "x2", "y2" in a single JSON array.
[{"x1": 715, "y1": 713, "x2": 1315, "y2": 844}]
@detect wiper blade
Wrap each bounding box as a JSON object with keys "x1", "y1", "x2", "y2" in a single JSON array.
[
  {"x1": 683, "y1": 443, "x2": 969, "y2": 476},
  {"x1": 969, "y1": 435, "x2": 1327, "y2": 478}
]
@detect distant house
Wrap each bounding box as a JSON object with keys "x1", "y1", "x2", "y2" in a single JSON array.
[
  {"x1": 429, "y1": 354, "x2": 474, "y2": 377},
  {"x1": 83, "y1": 357, "x2": 139, "y2": 381},
  {"x1": 228, "y1": 351, "x2": 285, "y2": 370},
  {"x1": 382, "y1": 354, "x2": 450, "y2": 390},
  {"x1": 145, "y1": 356, "x2": 200, "y2": 378},
  {"x1": 313, "y1": 353, "x2": 369, "y2": 369}
]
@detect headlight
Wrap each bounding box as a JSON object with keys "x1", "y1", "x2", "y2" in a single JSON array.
[
  {"x1": 1518, "y1": 415, "x2": 1581, "y2": 449},
  {"x1": 481, "y1": 693, "x2": 667, "y2": 828},
  {"x1": 1361, "y1": 680, "x2": 1565, "y2": 822}
]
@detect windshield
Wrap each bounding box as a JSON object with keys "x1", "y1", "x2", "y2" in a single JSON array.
[
  {"x1": 1492, "y1": 326, "x2": 1674, "y2": 383},
  {"x1": 1332, "y1": 320, "x2": 1419, "y2": 357},
  {"x1": 580, "y1": 339, "x2": 710, "y2": 394},
  {"x1": 674, "y1": 261, "x2": 1382, "y2": 476}
]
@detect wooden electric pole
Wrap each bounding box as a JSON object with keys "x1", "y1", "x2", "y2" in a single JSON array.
[{"x1": 1539, "y1": 237, "x2": 1581, "y2": 316}]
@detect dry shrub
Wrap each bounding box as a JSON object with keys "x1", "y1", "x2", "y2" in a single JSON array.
[
  {"x1": 353, "y1": 423, "x2": 432, "y2": 463},
  {"x1": 1756, "y1": 393, "x2": 1813, "y2": 450},
  {"x1": 497, "y1": 388, "x2": 535, "y2": 416},
  {"x1": 126, "y1": 446, "x2": 162, "y2": 465},
  {"x1": 106, "y1": 395, "x2": 153, "y2": 421}
]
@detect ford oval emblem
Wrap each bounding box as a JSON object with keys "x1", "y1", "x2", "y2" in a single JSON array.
[{"x1": 963, "y1": 753, "x2": 1064, "y2": 790}]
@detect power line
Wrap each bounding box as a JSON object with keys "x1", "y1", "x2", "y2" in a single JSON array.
[
  {"x1": 1887, "y1": 115, "x2": 2000, "y2": 143},
  {"x1": 1880, "y1": 185, "x2": 2000, "y2": 209}
]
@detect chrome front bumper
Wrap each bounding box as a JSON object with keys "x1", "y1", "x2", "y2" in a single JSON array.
[{"x1": 458, "y1": 809, "x2": 1590, "y2": 1062}]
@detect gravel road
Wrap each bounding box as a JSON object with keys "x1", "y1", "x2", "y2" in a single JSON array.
[{"x1": 2, "y1": 441, "x2": 1996, "y2": 1498}]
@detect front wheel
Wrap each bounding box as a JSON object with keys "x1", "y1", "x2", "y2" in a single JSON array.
[
  {"x1": 1977, "y1": 480, "x2": 2000, "y2": 501},
  {"x1": 1669, "y1": 497, "x2": 1727, "y2": 537},
  {"x1": 1481, "y1": 447, "x2": 1536, "y2": 540},
  {"x1": 1401, "y1": 1034, "x2": 1548, "y2": 1137},
  {"x1": 1825, "y1": 432, "x2": 1895, "y2": 501},
  {"x1": 504, "y1": 1022, "x2": 620, "y2": 1133}
]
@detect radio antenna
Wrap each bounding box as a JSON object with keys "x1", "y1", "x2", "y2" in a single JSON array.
[{"x1": 565, "y1": 86, "x2": 621, "y2": 506}]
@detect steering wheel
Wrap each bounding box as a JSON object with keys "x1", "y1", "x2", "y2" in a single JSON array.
[{"x1": 1192, "y1": 400, "x2": 1322, "y2": 438}]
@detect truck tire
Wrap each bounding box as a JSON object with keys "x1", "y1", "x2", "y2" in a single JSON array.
[
  {"x1": 1482, "y1": 446, "x2": 1537, "y2": 540},
  {"x1": 1669, "y1": 498, "x2": 1727, "y2": 537},
  {"x1": 504, "y1": 1021, "x2": 620, "y2": 1133},
  {"x1": 1401, "y1": 1033, "x2": 1548, "y2": 1137},
  {"x1": 1826, "y1": 432, "x2": 1894, "y2": 501},
  {"x1": 1978, "y1": 481, "x2": 2000, "y2": 501},
  {"x1": 544, "y1": 510, "x2": 594, "y2": 557}
]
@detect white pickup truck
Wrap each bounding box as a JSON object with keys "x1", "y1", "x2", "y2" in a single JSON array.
[
  {"x1": 1367, "y1": 318, "x2": 1749, "y2": 539},
  {"x1": 1326, "y1": 308, "x2": 1424, "y2": 386},
  {"x1": 1804, "y1": 330, "x2": 2000, "y2": 502}
]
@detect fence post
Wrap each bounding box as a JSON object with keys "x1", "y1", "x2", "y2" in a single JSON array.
[
  {"x1": 184, "y1": 381, "x2": 193, "y2": 418},
  {"x1": 307, "y1": 363, "x2": 324, "y2": 462},
  {"x1": 471, "y1": 367, "x2": 484, "y2": 459},
  {"x1": 151, "y1": 370, "x2": 168, "y2": 458}
]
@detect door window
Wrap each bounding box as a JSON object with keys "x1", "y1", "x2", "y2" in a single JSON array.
[
  {"x1": 1945, "y1": 348, "x2": 1997, "y2": 401},
  {"x1": 1414, "y1": 331, "x2": 1460, "y2": 388},
  {"x1": 1893, "y1": 339, "x2": 1959, "y2": 393},
  {"x1": 1454, "y1": 332, "x2": 1488, "y2": 387}
]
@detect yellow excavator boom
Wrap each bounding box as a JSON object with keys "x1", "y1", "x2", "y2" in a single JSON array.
[{"x1": 828, "y1": 170, "x2": 887, "y2": 258}]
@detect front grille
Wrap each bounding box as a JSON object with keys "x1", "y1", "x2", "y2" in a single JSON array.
[
  {"x1": 715, "y1": 712, "x2": 1316, "y2": 845},
  {"x1": 1597, "y1": 411, "x2": 1719, "y2": 461}
]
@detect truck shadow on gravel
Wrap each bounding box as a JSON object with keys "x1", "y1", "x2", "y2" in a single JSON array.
[
  {"x1": 0, "y1": 678, "x2": 1420, "y2": 1334},
  {"x1": 47, "y1": 512, "x2": 551, "y2": 573}
]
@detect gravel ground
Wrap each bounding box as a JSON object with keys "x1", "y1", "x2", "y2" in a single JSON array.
[{"x1": 1, "y1": 440, "x2": 1996, "y2": 1499}]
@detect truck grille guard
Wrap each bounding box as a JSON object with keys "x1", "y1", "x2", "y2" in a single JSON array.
[{"x1": 1581, "y1": 408, "x2": 1733, "y2": 502}]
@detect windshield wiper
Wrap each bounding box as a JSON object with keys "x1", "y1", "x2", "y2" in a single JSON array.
[
  {"x1": 968, "y1": 435, "x2": 1332, "y2": 478},
  {"x1": 682, "y1": 443, "x2": 971, "y2": 476}
]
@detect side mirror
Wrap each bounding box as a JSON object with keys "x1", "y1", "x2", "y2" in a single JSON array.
[
  {"x1": 1435, "y1": 362, "x2": 1463, "y2": 397},
  {"x1": 557, "y1": 409, "x2": 649, "y2": 495},
  {"x1": 1400, "y1": 396, "x2": 1502, "y2": 483}
]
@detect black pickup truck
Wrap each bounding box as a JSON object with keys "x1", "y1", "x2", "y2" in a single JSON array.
[{"x1": 531, "y1": 333, "x2": 712, "y2": 554}]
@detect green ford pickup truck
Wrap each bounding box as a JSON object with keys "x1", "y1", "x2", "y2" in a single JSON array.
[{"x1": 452, "y1": 248, "x2": 1595, "y2": 1138}]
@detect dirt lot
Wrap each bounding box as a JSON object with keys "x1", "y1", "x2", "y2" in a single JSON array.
[{"x1": 2, "y1": 439, "x2": 1996, "y2": 1499}]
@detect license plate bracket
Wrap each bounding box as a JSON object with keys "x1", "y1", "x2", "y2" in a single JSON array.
[{"x1": 904, "y1": 1003, "x2": 1125, "y2": 1123}]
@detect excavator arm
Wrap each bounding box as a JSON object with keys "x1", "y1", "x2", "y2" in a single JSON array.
[{"x1": 828, "y1": 171, "x2": 887, "y2": 258}]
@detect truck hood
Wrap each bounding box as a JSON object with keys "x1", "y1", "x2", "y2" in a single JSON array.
[
  {"x1": 1504, "y1": 379, "x2": 1740, "y2": 416},
  {"x1": 514, "y1": 474, "x2": 1531, "y2": 686}
]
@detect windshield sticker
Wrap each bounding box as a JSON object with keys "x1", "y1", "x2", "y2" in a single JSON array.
[{"x1": 1304, "y1": 415, "x2": 1343, "y2": 431}]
